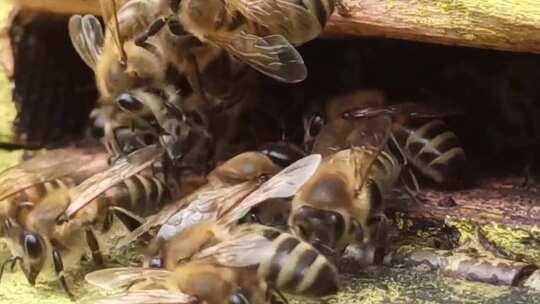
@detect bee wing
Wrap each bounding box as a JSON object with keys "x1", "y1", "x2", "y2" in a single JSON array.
[
  {"x1": 85, "y1": 267, "x2": 171, "y2": 290},
  {"x1": 193, "y1": 228, "x2": 275, "y2": 267},
  {"x1": 227, "y1": 0, "x2": 322, "y2": 43},
  {"x1": 120, "y1": 182, "x2": 257, "y2": 245},
  {"x1": 64, "y1": 145, "x2": 164, "y2": 219},
  {"x1": 345, "y1": 102, "x2": 461, "y2": 120},
  {"x1": 217, "y1": 154, "x2": 322, "y2": 224},
  {"x1": 208, "y1": 32, "x2": 306, "y2": 83},
  {"x1": 154, "y1": 182, "x2": 257, "y2": 241},
  {"x1": 0, "y1": 148, "x2": 108, "y2": 201},
  {"x1": 68, "y1": 14, "x2": 104, "y2": 70},
  {"x1": 95, "y1": 290, "x2": 198, "y2": 304}
]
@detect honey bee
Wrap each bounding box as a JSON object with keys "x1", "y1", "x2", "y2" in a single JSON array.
[
  {"x1": 0, "y1": 145, "x2": 168, "y2": 297},
  {"x1": 306, "y1": 90, "x2": 469, "y2": 186},
  {"x1": 86, "y1": 224, "x2": 338, "y2": 304},
  {"x1": 290, "y1": 115, "x2": 398, "y2": 260},
  {"x1": 69, "y1": 1, "x2": 196, "y2": 159},
  {"x1": 136, "y1": 0, "x2": 331, "y2": 84},
  {"x1": 121, "y1": 151, "x2": 320, "y2": 247},
  {"x1": 0, "y1": 147, "x2": 109, "y2": 236},
  {"x1": 340, "y1": 95, "x2": 469, "y2": 187}
]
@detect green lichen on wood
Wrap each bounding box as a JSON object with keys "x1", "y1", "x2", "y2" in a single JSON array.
[{"x1": 0, "y1": 0, "x2": 22, "y2": 172}]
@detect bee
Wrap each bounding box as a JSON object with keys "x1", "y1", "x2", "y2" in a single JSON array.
[
  {"x1": 136, "y1": 0, "x2": 330, "y2": 84},
  {"x1": 306, "y1": 89, "x2": 469, "y2": 186},
  {"x1": 0, "y1": 145, "x2": 167, "y2": 297},
  {"x1": 121, "y1": 151, "x2": 320, "y2": 247},
  {"x1": 86, "y1": 224, "x2": 339, "y2": 304},
  {"x1": 290, "y1": 116, "x2": 399, "y2": 261},
  {"x1": 69, "y1": 1, "x2": 196, "y2": 160},
  {"x1": 340, "y1": 94, "x2": 469, "y2": 186},
  {"x1": 0, "y1": 147, "x2": 109, "y2": 236}
]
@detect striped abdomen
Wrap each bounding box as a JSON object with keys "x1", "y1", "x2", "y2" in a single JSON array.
[
  {"x1": 258, "y1": 229, "x2": 338, "y2": 297},
  {"x1": 393, "y1": 119, "x2": 467, "y2": 184},
  {"x1": 0, "y1": 177, "x2": 76, "y2": 220},
  {"x1": 101, "y1": 174, "x2": 168, "y2": 217}
]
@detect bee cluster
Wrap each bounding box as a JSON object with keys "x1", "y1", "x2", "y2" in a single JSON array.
[{"x1": 0, "y1": 0, "x2": 497, "y2": 303}]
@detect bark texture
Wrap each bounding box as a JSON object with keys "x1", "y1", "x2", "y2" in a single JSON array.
[
  {"x1": 389, "y1": 247, "x2": 538, "y2": 287},
  {"x1": 16, "y1": 0, "x2": 101, "y2": 15},
  {"x1": 324, "y1": 0, "x2": 540, "y2": 54},
  {"x1": 14, "y1": 0, "x2": 540, "y2": 54},
  {"x1": 389, "y1": 177, "x2": 540, "y2": 231}
]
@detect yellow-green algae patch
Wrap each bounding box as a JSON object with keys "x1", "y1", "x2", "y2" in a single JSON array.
[
  {"x1": 448, "y1": 219, "x2": 540, "y2": 266},
  {"x1": 0, "y1": 0, "x2": 22, "y2": 171}
]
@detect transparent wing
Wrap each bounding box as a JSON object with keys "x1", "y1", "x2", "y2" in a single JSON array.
[
  {"x1": 85, "y1": 267, "x2": 171, "y2": 290},
  {"x1": 120, "y1": 182, "x2": 257, "y2": 245},
  {"x1": 68, "y1": 14, "x2": 104, "y2": 70},
  {"x1": 208, "y1": 32, "x2": 307, "y2": 83},
  {"x1": 95, "y1": 290, "x2": 197, "y2": 304},
  {"x1": 116, "y1": 0, "x2": 157, "y2": 39},
  {"x1": 0, "y1": 147, "x2": 108, "y2": 201},
  {"x1": 344, "y1": 102, "x2": 461, "y2": 119},
  {"x1": 155, "y1": 182, "x2": 257, "y2": 241},
  {"x1": 64, "y1": 145, "x2": 164, "y2": 218},
  {"x1": 217, "y1": 154, "x2": 322, "y2": 224},
  {"x1": 192, "y1": 226, "x2": 275, "y2": 267},
  {"x1": 227, "y1": 0, "x2": 322, "y2": 43}
]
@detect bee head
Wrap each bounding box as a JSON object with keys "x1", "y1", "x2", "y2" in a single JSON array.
[
  {"x1": 290, "y1": 206, "x2": 345, "y2": 255},
  {"x1": 19, "y1": 231, "x2": 47, "y2": 285}
]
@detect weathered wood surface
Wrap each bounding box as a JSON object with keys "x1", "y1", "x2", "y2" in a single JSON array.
[
  {"x1": 16, "y1": 0, "x2": 101, "y2": 16},
  {"x1": 14, "y1": 0, "x2": 540, "y2": 54},
  {"x1": 325, "y1": 0, "x2": 540, "y2": 54},
  {"x1": 389, "y1": 177, "x2": 540, "y2": 231}
]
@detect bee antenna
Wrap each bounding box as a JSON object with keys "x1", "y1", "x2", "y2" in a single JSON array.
[{"x1": 111, "y1": 0, "x2": 127, "y2": 64}]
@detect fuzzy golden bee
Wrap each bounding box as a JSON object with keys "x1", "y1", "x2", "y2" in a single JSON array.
[
  {"x1": 69, "y1": 0, "x2": 200, "y2": 160},
  {"x1": 305, "y1": 89, "x2": 469, "y2": 187},
  {"x1": 136, "y1": 0, "x2": 345, "y2": 83},
  {"x1": 87, "y1": 224, "x2": 338, "y2": 304},
  {"x1": 0, "y1": 147, "x2": 110, "y2": 236},
  {"x1": 0, "y1": 146, "x2": 168, "y2": 297},
  {"x1": 290, "y1": 115, "x2": 400, "y2": 260}
]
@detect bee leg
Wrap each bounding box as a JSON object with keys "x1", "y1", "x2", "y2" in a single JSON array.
[
  {"x1": 110, "y1": 206, "x2": 146, "y2": 232},
  {"x1": 52, "y1": 248, "x2": 75, "y2": 299},
  {"x1": 369, "y1": 215, "x2": 389, "y2": 265},
  {"x1": 400, "y1": 167, "x2": 428, "y2": 204},
  {"x1": 85, "y1": 228, "x2": 103, "y2": 267},
  {"x1": 335, "y1": 0, "x2": 352, "y2": 17},
  {"x1": 0, "y1": 256, "x2": 23, "y2": 282},
  {"x1": 134, "y1": 16, "x2": 169, "y2": 47},
  {"x1": 267, "y1": 287, "x2": 289, "y2": 304},
  {"x1": 105, "y1": 127, "x2": 127, "y2": 164},
  {"x1": 185, "y1": 55, "x2": 212, "y2": 110}
]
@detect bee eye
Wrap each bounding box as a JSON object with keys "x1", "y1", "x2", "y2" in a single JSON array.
[
  {"x1": 116, "y1": 93, "x2": 144, "y2": 112},
  {"x1": 89, "y1": 115, "x2": 105, "y2": 139},
  {"x1": 306, "y1": 114, "x2": 325, "y2": 138},
  {"x1": 148, "y1": 255, "x2": 164, "y2": 268},
  {"x1": 229, "y1": 289, "x2": 249, "y2": 304},
  {"x1": 22, "y1": 232, "x2": 43, "y2": 259}
]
